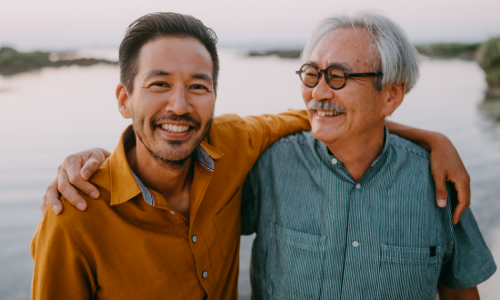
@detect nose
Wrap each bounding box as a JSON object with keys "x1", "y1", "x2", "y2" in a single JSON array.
[
  {"x1": 312, "y1": 75, "x2": 334, "y2": 101},
  {"x1": 165, "y1": 86, "x2": 193, "y2": 116}
]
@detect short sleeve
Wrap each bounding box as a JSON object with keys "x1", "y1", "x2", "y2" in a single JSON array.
[
  {"x1": 241, "y1": 170, "x2": 260, "y2": 236},
  {"x1": 439, "y1": 188, "x2": 497, "y2": 289}
]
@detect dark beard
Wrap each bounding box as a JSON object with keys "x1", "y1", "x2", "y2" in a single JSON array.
[{"x1": 136, "y1": 117, "x2": 213, "y2": 171}]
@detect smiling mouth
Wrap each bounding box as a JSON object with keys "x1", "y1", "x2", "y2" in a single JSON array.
[
  {"x1": 159, "y1": 124, "x2": 191, "y2": 133},
  {"x1": 315, "y1": 110, "x2": 344, "y2": 117}
]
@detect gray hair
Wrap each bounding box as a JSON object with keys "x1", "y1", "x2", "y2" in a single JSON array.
[{"x1": 302, "y1": 11, "x2": 420, "y2": 93}]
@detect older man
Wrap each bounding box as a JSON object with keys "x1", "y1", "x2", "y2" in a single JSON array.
[
  {"x1": 40, "y1": 11, "x2": 473, "y2": 300},
  {"x1": 241, "y1": 13, "x2": 495, "y2": 300}
]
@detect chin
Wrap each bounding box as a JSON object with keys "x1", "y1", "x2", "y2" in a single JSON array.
[
  {"x1": 311, "y1": 126, "x2": 341, "y2": 145},
  {"x1": 157, "y1": 140, "x2": 197, "y2": 161}
]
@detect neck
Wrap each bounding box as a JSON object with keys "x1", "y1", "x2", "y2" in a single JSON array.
[
  {"x1": 126, "y1": 137, "x2": 193, "y2": 207},
  {"x1": 325, "y1": 124, "x2": 385, "y2": 182}
]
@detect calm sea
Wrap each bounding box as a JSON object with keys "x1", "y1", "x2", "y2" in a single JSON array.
[{"x1": 0, "y1": 50, "x2": 499, "y2": 299}]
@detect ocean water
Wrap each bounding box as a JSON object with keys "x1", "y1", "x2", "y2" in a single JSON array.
[{"x1": 0, "y1": 50, "x2": 499, "y2": 299}]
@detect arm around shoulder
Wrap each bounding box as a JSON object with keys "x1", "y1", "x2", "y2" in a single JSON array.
[{"x1": 243, "y1": 110, "x2": 311, "y2": 157}]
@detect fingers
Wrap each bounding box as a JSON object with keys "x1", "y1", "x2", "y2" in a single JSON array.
[
  {"x1": 63, "y1": 156, "x2": 99, "y2": 200},
  {"x1": 451, "y1": 175, "x2": 471, "y2": 225},
  {"x1": 81, "y1": 157, "x2": 100, "y2": 181},
  {"x1": 433, "y1": 173, "x2": 448, "y2": 208},
  {"x1": 57, "y1": 166, "x2": 88, "y2": 211},
  {"x1": 45, "y1": 179, "x2": 63, "y2": 215}
]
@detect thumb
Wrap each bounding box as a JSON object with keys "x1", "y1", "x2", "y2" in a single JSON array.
[{"x1": 80, "y1": 157, "x2": 101, "y2": 181}]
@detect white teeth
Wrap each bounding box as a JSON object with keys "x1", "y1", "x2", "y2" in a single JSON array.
[
  {"x1": 160, "y1": 124, "x2": 189, "y2": 133},
  {"x1": 317, "y1": 110, "x2": 342, "y2": 117}
]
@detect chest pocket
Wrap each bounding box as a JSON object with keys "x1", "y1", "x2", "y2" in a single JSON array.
[
  {"x1": 376, "y1": 244, "x2": 442, "y2": 300},
  {"x1": 214, "y1": 189, "x2": 241, "y2": 258},
  {"x1": 266, "y1": 222, "x2": 326, "y2": 300}
]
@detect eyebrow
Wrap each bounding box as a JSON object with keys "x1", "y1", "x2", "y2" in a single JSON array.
[
  {"x1": 142, "y1": 69, "x2": 212, "y2": 82},
  {"x1": 308, "y1": 60, "x2": 354, "y2": 72},
  {"x1": 143, "y1": 69, "x2": 171, "y2": 81},
  {"x1": 191, "y1": 73, "x2": 212, "y2": 82}
]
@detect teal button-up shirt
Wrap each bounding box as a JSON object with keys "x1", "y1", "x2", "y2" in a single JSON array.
[{"x1": 242, "y1": 129, "x2": 496, "y2": 300}]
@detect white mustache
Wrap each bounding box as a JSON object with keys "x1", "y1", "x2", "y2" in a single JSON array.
[{"x1": 307, "y1": 99, "x2": 346, "y2": 113}]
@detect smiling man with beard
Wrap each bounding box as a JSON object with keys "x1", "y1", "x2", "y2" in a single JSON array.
[
  {"x1": 30, "y1": 13, "x2": 315, "y2": 299},
  {"x1": 33, "y1": 11, "x2": 476, "y2": 300}
]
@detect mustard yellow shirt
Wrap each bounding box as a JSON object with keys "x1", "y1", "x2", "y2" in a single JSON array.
[{"x1": 31, "y1": 111, "x2": 310, "y2": 300}]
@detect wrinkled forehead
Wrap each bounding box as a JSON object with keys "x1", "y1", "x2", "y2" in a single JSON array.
[{"x1": 309, "y1": 28, "x2": 378, "y2": 71}]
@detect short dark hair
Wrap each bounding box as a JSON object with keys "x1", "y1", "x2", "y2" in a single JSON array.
[{"x1": 119, "y1": 12, "x2": 219, "y2": 93}]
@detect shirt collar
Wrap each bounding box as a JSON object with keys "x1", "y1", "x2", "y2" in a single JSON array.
[
  {"x1": 109, "y1": 125, "x2": 224, "y2": 206},
  {"x1": 197, "y1": 140, "x2": 224, "y2": 172},
  {"x1": 316, "y1": 126, "x2": 391, "y2": 173}
]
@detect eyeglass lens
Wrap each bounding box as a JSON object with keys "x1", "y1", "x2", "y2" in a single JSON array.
[{"x1": 299, "y1": 65, "x2": 346, "y2": 89}]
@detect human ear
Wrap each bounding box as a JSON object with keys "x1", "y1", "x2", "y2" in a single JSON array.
[
  {"x1": 381, "y1": 83, "x2": 405, "y2": 117},
  {"x1": 116, "y1": 83, "x2": 132, "y2": 119}
]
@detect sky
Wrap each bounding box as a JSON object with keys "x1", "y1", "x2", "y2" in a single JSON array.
[{"x1": 1, "y1": 0, "x2": 500, "y2": 51}]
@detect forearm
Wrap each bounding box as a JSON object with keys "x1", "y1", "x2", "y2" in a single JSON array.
[
  {"x1": 245, "y1": 110, "x2": 311, "y2": 155},
  {"x1": 385, "y1": 120, "x2": 443, "y2": 150},
  {"x1": 438, "y1": 282, "x2": 480, "y2": 300}
]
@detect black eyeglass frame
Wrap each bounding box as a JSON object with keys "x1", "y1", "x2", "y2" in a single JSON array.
[{"x1": 295, "y1": 63, "x2": 383, "y2": 90}]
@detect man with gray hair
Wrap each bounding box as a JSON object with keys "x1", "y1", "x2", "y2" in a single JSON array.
[{"x1": 242, "y1": 12, "x2": 496, "y2": 300}]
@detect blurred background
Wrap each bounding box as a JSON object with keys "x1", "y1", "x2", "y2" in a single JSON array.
[{"x1": 1, "y1": 0, "x2": 500, "y2": 299}]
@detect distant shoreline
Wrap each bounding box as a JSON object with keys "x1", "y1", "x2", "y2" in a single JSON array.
[{"x1": 0, "y1": 47, "x2": 117, "y2": 76}]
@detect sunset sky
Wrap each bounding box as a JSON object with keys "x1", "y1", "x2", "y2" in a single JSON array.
[{"x1": 1, "y1": 0, "x2": 499, "y2": 51}]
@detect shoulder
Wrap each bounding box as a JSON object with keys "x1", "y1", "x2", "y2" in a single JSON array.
[
  {"x1": 88, "y1": 158, "x2": 111, "y2": 193},
  {"x1": 253, "y1": 131, "x2": 316, "y2": 171},
  {"x1": 212, "y1": 113, "x2": 243, "y2": 125},
  {"x1": 388, "y1": 133, "x2": 430, "y2": 161},
  {"x1": 207, "y1": 114, "x2": 246, "y2": 141},
  {"x1": 273, "y1": 130, "x2": 316, "y2": 146},
  {"x1": 54, "y1": 162, "x2": 113, "y2": 240},
  {"x1": 259, "y1": 131, "x2": 315, "y2": 157},
  {"x1": 213, "y1": 113, "x2": 243, "y2": 124}
]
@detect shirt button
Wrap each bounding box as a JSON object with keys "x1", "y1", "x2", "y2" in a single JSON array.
[
  {"x1": 192, "y1": 235, "x2": 197, "y2": 243},
  {"x1": 352, "y1": 241, "x2": 360, "y2": 247},
  {"x1": 355, "y1": 183, "x2": 361, "y2": 189},
  {"x1": 202, "y1": 271, "x2": 208, "y2": 278},
  {"x1": 331, "y1": 158, "x2": 338, "y2": 165},
  {"x1": 170, "y1": 211, "x2": 175, "y2": 215}
]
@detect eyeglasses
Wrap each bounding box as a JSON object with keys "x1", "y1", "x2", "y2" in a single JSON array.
[{"x1": 296, "y1": 63, "x2": 383, "y2": 90}]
